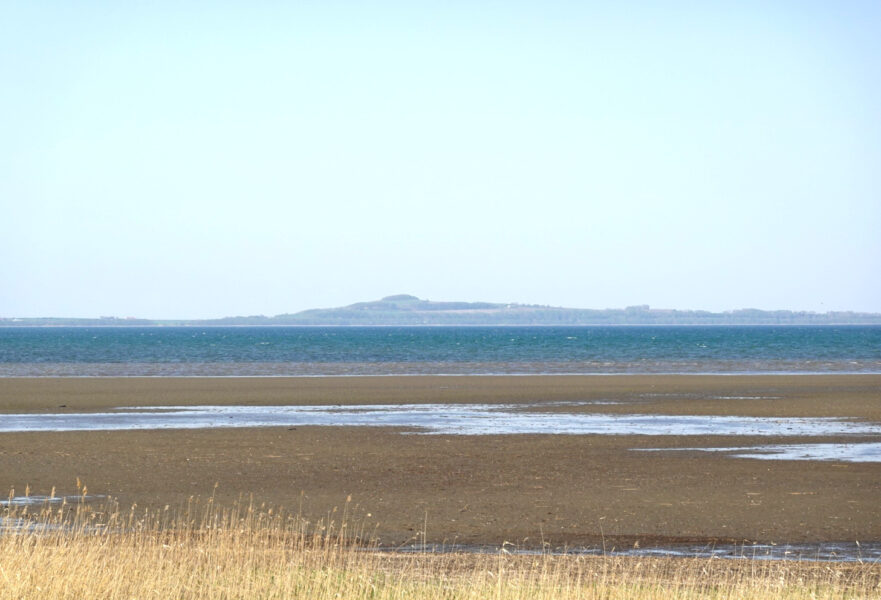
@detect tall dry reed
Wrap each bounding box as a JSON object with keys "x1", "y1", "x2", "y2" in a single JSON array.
[{"x1": 2, "y1": 487, "x2": 879, "y2": 599}]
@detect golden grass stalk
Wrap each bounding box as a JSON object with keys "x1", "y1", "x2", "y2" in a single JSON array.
[{"x1": 2, "y1": 490, "x2": 879, "y2": 599}]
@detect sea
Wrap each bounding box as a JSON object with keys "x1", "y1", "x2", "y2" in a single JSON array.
[{"x1": 1, "y1": 325, "x2": 879, "y2": 376}]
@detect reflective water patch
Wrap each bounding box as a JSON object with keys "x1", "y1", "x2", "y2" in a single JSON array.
[
  {"x1": 1, "y1": 404, "x2": 880, "y2": 437},
  {"x1": 392, "y1": 540, "x2": 881, "y2": 562},
  {"x1": 642, "y1": 443, "x2": 881, "y2": 463}
]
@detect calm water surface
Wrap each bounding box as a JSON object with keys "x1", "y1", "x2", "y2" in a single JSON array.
[{"x1": 1, "y1": 325, "x2": 879, "y2": 376}]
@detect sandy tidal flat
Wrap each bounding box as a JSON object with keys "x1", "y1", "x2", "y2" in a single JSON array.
[{"x1": 1, "y1": 375, "x2": 879, "y2": 549}]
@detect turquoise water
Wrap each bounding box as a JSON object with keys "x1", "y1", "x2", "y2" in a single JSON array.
[{"x1": 0, "y1": 325, "x2": 879, "y2": 376}]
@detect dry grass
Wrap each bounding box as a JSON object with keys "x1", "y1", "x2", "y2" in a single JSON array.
[{"x1": 2, "y1": 488, "x2": 879, "y2": 599}]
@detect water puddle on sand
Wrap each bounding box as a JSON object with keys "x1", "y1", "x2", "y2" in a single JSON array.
[
  {"x1": 1, "y1": 495, "x2": 105, "y2": 532},
  {"x1": 2, "y1": 404, "x2": 881, "y2": 438},
  {"x1": 641, "y1": 442, "x2": 881, "y2": 463},
  {"x1": 2, "y1": 495, "x2": 84, "y2": 507},
  {"x1": 4, "y1": 404, "x2": 880, "y2": 461},
  {"x1": 391, "y1": 541, "x2": 881, "y2": 563}
]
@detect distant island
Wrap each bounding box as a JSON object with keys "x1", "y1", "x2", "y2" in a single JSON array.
[{"x1": 3, "y1": 295, "x2": 881, "y2": 326}]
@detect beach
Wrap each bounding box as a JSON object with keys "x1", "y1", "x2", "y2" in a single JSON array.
[{"x1": 2, "y1": 374, "x2": 880, "y2": 549}]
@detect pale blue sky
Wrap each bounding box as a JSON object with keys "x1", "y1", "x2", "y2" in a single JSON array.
[{"x1": 2, "y1": 1, "x2": 879, "y2": 318}]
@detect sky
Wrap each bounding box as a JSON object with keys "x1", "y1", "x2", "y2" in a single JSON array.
[{"x1": 2, "y1": 1, "x2": 880, "y2": 319}]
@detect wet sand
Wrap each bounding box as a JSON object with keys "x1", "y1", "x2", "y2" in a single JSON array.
[{"x1": 1, "y1": 375, "x2": 879, "y2": 548}]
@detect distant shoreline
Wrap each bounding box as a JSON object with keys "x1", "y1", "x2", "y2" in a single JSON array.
[{"x1": 4, "y1": 294, "x2": 881, "y2": 326}]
